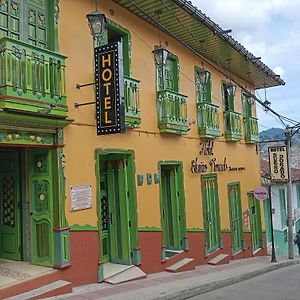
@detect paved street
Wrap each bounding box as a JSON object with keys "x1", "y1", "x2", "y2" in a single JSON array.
[{"x1": 188, "y1": 263, "x2": 300, "y2": 300}]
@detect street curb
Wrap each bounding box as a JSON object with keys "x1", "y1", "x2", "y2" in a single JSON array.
[{"x1": 153, "y1": 259, "x2": 300, "y2": 300}]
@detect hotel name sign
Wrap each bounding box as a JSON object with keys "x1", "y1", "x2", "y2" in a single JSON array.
[
  {"x1": 95, "y1": 41, "x2": 125, "y2": 135},
  {"x1": 191, "y1": 141, "x2": 246, "y2": 174}
]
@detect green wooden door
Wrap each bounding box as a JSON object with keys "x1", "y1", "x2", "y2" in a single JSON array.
[
  {"x1": 0, "y1": 152, "x2": 21, "y2": 260},
  {"x1": 107, "y1": 160, "x2": 131, "y2": 265},
  {"x1": 28, "y1": 149, "x2": 54, "y2": 267},
  {"x1": 202, "y1": 174, "x2": 221, "y2": 254},
  {"x1": 161, "y1": 168, "x2": 180, "y2": 250},
  {"x1": 248, "y1": 193, "x2": 263, "y2": 252},
  {"x1": 160, "y1": 164, "x2": 186, "y2": 251},
  {"x1": 228, "y1": 183, "x2": 243, "y2": 254}
]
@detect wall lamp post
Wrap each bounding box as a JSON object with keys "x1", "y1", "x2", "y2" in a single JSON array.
[
  {"x1": 152, "y1": 45, "x2": 169, "y2": 67},
  {"x1": 262, "y1": 174, "x2": 277, "y2": 263},
  {"x1": 86, "y1": 1, "x2": 107, "y2": 40}
]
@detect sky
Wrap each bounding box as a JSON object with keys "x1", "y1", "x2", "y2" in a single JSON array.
[{"x1": 192, "y1": 0, "x2": 300, "y2": 131}]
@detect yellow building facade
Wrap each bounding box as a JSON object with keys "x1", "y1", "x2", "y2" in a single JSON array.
[
  {"x1": 0, "y1": 0, "x2": 284, "y2": 295},
  {"x1": 58, "y1": 0, "x2": 284, "y2": 281}
]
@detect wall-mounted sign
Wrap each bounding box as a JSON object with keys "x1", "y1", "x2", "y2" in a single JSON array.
[
  {"x1": 70, "y1": 184, "x2": 92, "y2": 211},
  {"x1": 199, "y1": 140, "x2": 214, "y2": 156},
  {"x1": 254, "y1": 186, "x2": 269, "y2": 201},
  {"x1": 243, "y1": 209, "x2": 249, "y2": 230},
  {"x1": 191, "y1": 157, "x2": 245, "y2": 174},
  {"x1": 95, "y1": 41, "x2": 125, "y2": 135},
  {"x1": 268, "y1": 146, "x2": 289, "y2": 182}
]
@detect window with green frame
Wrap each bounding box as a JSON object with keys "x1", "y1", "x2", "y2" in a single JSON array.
[
  {"x1": 242, "y1": 91, "x2": 253, "y2": 118},
  {"x1": 155, "y1": 47, "x2": 188, "y2": 135},
  {"x1": 156, "y1": 52, "x2": 179, "y2": 92},
  {"x1": 0, "y1": 0, "x2": 57, "y2": 50},
  {"x1": 279, "y1": 188, "x2": 287, "y2": 228},
  {"x1": 195, "y1": 68, "x2": 211, "y2": 103}
]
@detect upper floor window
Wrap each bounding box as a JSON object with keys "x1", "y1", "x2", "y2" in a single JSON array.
[
  {"x1": 242, "y1": 92, "x2": 254, "y2": 117},
  {"x1": 195, "y1": 68, "x2": 220, "y2": 139},
  {"x1": 242, "y1": 91, "x2": 259, "y2": 143},
  {"x1": 222, "y1": 82, "x2": 242, "y2": 141},
  {"x1": 154, "y1": 47, "x2": 188, "y2": 135},
  {"x1": 222, "y1": 82, "x2": 236, "y2": 112},
  {"x1": 0, "y1": 0, "x2": 50, "y2": 49},
  {"x1": 195, "y1": 68, "x2": 211, "y2": 103}
]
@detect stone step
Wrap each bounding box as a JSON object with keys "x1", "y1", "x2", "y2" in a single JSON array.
[
  {"x1": 5, "y1": 280, "x2": 72, "y2": 300},
  {"x1": 166, "y1": 258, "x2": 195, "y2": 273},
  {"x1": 103, "y1": 263, "x2": 134, "y2": 279},
  {"x1": 105, "y1": 266, "x2": 146, "y2": 285},
  {"x1": 165, "y1": 250, "x2": 183, "y2": 259},
  {"x1": 208, "y1": 254, "x2": 230, "y2": 266}
]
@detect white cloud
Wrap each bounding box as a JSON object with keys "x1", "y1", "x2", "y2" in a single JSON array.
[{"x1": 273, "y1": 66, "x2": 284, "y2": 76}]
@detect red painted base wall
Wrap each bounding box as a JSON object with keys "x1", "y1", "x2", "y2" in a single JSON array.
[{"x1": 58, "y1": 230, "x2": 267, "y2": 285}]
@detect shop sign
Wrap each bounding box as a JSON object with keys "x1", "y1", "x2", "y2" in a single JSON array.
[
  {"x1": 70, "y1": 184, "x2": 92, "y2": 211},
  {"x1": 268, "y1": 146, "x2": 289, "y2": 182},
  {"x1": 95, "y1": 41, "x2": 125, "y2": 135},
  {"x1": 254, "y1": 186, "x2": 269, "y2": 201}
]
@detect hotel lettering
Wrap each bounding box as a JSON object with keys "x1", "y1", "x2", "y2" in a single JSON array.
[{"x1": 95, "y1": 41, "x2": 125, "y2": 135}]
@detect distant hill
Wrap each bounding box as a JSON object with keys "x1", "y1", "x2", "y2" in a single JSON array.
[
  {"x1": 259, "y1": 128, "x2": 300, "y2": 143},
  {"x1": 259, "y1": 128, "x2": 285, "y2": 142}
]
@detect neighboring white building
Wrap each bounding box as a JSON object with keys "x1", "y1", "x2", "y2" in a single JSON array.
[{"x1": 261, "y1": 160, "x2": 300, "y2": 255}]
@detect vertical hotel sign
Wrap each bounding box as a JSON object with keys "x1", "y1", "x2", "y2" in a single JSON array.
[
  {"x1": 268, "y1": 146, "x2": 289, "y2": 182},
  {"x1": 95, "y1": 41, "x2": 125, "y2": 135}
]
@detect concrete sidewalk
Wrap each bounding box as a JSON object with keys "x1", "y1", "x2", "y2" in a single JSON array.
[{"x1": 49, "y1": 256, "x2": 300, "y2": 300}]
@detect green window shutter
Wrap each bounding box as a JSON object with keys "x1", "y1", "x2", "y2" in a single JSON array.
[
  {"x1": 222, "y1": 82, "x2": 235, "y2": 111},
  {"x1": 164, "y1": 57, "x2": 179, "y2": 92},
  {"x1": 279, "y1": 188, "x2": 286, "y2": 228},
  {"x1": 0, "y1": 1, "x2": 50, "y2": 48},
  {"x1": 0, "y1": 0, "x2": 21, "y2": 40},
  {"x1": 242, "y1": 92, "x2": 252, "y2": 117}
]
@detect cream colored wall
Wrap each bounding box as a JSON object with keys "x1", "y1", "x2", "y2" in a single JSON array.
[{"x1": 60, "y1": 0, "x2": 262, "y2": 230}]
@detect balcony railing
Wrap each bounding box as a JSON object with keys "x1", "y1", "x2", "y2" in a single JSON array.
[
  {"x1": 244, "y1": 116, "x2": 259, "y2": 143},
  {"x1": 223, "y1": 111, "x2": 242, "y2": 141},
  {"x1": 157, "y1": 89, "x2": 188, "y2": 135},
  {"x1": 124, "y1": 75, "x2": 141, "y2": 128},
  {"x1": 0, "y1": 37, "x2": 67, "y2": 117},
  {"x1": 197, "y1": 102, "x2": 221, "y2": 139}
]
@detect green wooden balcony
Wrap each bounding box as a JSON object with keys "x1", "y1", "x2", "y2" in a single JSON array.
[
  {"x1": 124, "y1": 75, "x2": 141, "y2": 128},
  {"x1": 223, "y1": 111, "x2": 242, "y2": 141},
  {"x1": 244, "y1": 116, "x2": 259, "y2": 143},
  {"x1": 157, "y1": 89, "x2": 188, "y2": 135},
  {"x1": 197, "y1": 102, "x2": 221, "y2": 139},
  {"x1": 0, "y1": 37, "x2": 67, "y2": 117}
]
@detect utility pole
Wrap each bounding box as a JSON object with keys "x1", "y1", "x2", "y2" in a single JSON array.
[{"x1": 285, "y1": 128, "x2": 294, "y2": 259}]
